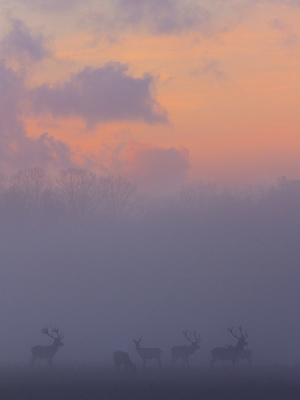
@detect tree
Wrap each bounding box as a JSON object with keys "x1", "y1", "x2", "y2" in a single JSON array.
[
  {"x1": 56, "y1": 168, "x2": 98, "y2": 220},
  {"x1": 97, "y1": 175, "x2": 137, "y2": 222}
]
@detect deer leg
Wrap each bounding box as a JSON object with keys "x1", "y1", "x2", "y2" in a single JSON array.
[{"x1": 31, "y1": 356, "x2": 36, "y2": 368}]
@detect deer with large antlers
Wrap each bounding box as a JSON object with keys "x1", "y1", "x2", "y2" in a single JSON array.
[
  {"x1": 31, "y1": 327, "x2": 64, "y2": 367},
  {"x1": 211, "y1": 326, "x2": 248, "y2": 368},
  {"x1": 133, "y1": 339, "x2": 162, "y2": 368},
  {"x1": 171, "y1": 331, "x2": 201, "y2": 367},
  {"x1": 113, "y1": 351, "x2": 137, "y2": 373}
]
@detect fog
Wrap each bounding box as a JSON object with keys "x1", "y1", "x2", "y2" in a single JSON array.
[{"x1": 0, "y1": 168, "x2": 299, "y2": 369}]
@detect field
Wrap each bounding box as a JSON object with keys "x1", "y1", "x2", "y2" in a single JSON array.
[{"x1": 0, "y1": 365, "x2": 299, "y2": 400}]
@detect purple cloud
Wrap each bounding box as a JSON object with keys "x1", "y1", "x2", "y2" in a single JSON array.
[
  {"x1": 1, "y1": 19, "x2": 52, "y2": 63},
  {"x1": 15, "y1": 0, "x2": 88, "y2": 12},
  {"x1": 30, "y1": 62, "x2": 168, "y2": 126},
  {"x1": 191, "y1": 58, "x2": 228, "y2": 82},
  {"x1": 125, "y1": 144, "x2": 190, "y2": 194},
  {"x1": 79, "y1": 0, "x2": 211, "y2": 36},
  {"x1": 0, "y1": 61, "x2": 73, "y2": 171}
]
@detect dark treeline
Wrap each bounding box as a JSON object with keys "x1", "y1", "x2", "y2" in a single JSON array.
[{"x1": 0, "y1": 168, "x2": 299, "y2": 367}]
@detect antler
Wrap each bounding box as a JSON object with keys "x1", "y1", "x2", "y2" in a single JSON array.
[
  {"x1": 52, "y1": 327, "x2": 64, "y2": 339},
  {"x1": 227, "y1": 326, "x2": 248, "y2": 339},
  {"x1": 237, "y1": 325, "x2": 248, "y2": 339},
  {"x1": 41, "y1": 327, "x2": 64, "y2": 340},
  {"x1": 192, "y1": 331, "x2": 201, "y2": 343},
  {"x1": 183, "y1": 331, "x2": 201, "y2": 343}
]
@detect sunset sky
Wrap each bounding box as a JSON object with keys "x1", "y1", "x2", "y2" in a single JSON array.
[{"x1": 1, "y1": 0, "x2": 300, "y2": 191}]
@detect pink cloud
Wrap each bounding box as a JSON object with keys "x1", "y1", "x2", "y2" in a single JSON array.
[{"x1": 124, "y1": 143, "x2": 190, "y2": 195}]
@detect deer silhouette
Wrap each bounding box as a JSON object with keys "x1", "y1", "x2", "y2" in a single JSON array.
[
  {"x1": 171, "y1": 331, "x2": 201, "y2": 367},
  {"x1": 236, "y1": 349, "x2": 252, "y2": 367},
  {"x1": 133, "y1": 339, "x2": 162, "y2": 368},
  {"x1": 113, "y1": 351, "x2": 136, "y2": 373},
  {"x1": 31, "y1": 327, "x2": 64, "y2": 367},
  {"x1": 211, "y1": 326, "x2": 248, "y2": 368}
]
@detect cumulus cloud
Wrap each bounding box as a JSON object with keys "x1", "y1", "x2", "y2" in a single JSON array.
[
  {"x1": 0, "y1": 19, "x2": 52, "y2": 63},
  {"x1": 125, "y1": 143, "x2": 190, "y2": 194},
  {"x1": 0, "y1": 61, "x2": 73, "y2": 171},
  {"x1": 30, "y1": 62, "x2": 168, "y2": 127}
]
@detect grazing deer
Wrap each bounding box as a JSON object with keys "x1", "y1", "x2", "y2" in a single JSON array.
[
  {"x1": 133, "y1": 339, "x2": 162, "y2": 368},
  {"x1": 31, "y1": 327, "x2": 64, "y2": 368},
  {"x1": 113, "y1": 351, "x2": 137, "y2": 373},
  {"x1": 171, "y1": 331, "x2": 201, "y2": 367},
  {"x1": 211, "y1": 326, "x2": 248, "y2": 368}
]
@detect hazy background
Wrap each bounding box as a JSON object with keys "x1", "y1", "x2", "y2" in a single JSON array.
[
  {"x1": 0, "y1": 168, "x2": 299, "y2": 368},
  {"x1": 0, "y1": 0, "x2": 300, "y2": 371}
]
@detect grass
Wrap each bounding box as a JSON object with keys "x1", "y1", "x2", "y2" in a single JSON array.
[{"x1": 0, "y1": 364, "x2": 299, "y2": 399}]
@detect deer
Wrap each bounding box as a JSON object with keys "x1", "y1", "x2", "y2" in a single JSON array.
[
  {"x1": 113, "y1": 351, "x2": 137, "y2": 373},
  {"x1": 211, "y1": 326, "x2": 248, "y2": 368},
  {"x1": 225, "y1": 345, "x2": 253, "y2": 367},
  {"x1": 171, "y1": 331, "x2": 201, "y2": 367},
  {"x1": 133, "y1": 339, "x2": 162, "y2": 368},
  {"x1": 31, "y1": 327, "x2": 64, "y2": 368},
  {"x1": 236, "y1": 349, "x2": 252, "y2": 367}
]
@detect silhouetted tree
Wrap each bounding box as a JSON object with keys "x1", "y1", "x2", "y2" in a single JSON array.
[
  {"x1": 56, "y1": 168, "x2": 98, "y2": 220},
  {"x1": 97, "y1": 175, "x2": 137, "y2": 222}
]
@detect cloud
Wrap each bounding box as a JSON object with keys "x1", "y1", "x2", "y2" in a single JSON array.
[
  {"x1": 269, "y1": 18, "x2": 300, "y2": 48},
  {"x1": 125, "y1": 143, "x2": 190, "y2": 194},
  {"x1": 78, "y1": 0, "x2": 212, "y2": 36},
  {"x1": 0, "y1": 61, "x2": 73, "y2": 171},
  {"x1": 110, "y1": 0, "x2": 211, "y2": 35},
  {"x1": 0, "y1": 19, "x2": 52, "y2": 63},
  {"x1": 30, "y1": 62, "x2": 168, "y2": 127},
  {"x1": 191, "y1": 57, "x2": 228, "y2": 82},
  {"x1": 14, "y1": 0, "x2": 88, "y2": 12}
]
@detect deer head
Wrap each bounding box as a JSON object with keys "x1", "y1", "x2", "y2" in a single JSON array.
[
  {"x1": 41, "y1": 327, "x2": 64, "y2": 347},
  {"x1": 183, "y1": 331, "x2": 201, "y2": 349},
  {"x1": 227, "y1": 326, "x2": 248, "y2": 347}
]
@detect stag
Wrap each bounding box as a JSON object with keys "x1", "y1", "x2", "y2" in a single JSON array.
[
  {"x1": 237, "y1": 349, "x2": 252, "y2": 367},
  {"x1": 133, "y1": 339, "x2": 162, "y2": 368},
  {"x1": 211, "y1": 326, "x2": 248, "y2": 368},
  {"x1": 171, "y1": 331, "x2": 201, "y2": 367},
  {"x1": 31, "y1": 327, "x2": 64, "y2": 367},
  {"x1": 113, "y1": 351, "x2": 136, "y2": 373}
]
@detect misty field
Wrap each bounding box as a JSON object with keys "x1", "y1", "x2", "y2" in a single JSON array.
[{"x1": 0, "y1": 365, "x2": 299, "y2": 400}]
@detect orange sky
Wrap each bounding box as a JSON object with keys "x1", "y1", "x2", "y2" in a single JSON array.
[{"x1": 2, "y1": 1, "x2": 300, "y2": 189}]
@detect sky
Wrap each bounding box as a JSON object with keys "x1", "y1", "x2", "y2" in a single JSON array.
[
  {"x1": 0, "y1": 1, "x2": 300, "y2": 370},
  {"x1": 1, "y1": 0, "x2": 300, "y2": 192}
]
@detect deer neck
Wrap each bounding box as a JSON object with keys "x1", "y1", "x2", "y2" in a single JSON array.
[
  {"x1": 188, "y1": 343, "x2": 198, "y2": 354},
  {"x1": 134, "y1": 343, "x2": 141, "y2": 353},
  {"x1": 236, "y1": 340, "x2": 245, "y2": 352},
  {"x1": 51, "y1": 340, "x2": 61, "y2": 352}
]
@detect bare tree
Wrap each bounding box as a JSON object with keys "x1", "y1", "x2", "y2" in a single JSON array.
[
  {"x1": 98, "y1": 175, "x2": 137, "y2": 222},
  {"x1": 171, "y1": 331, "x2": 201, "y2": 367},
  {"x1": 133, "y1": 339, "x2": 162, "y2": 368},
  {"x1": 56, "y1": 168, "x2": 98, "y2": 220},
  {"x1": 31, "y1": 327, "x2": 64, "y2": 368},
  {"x1": 211, "y1": 326, "x2": 248, "y2": 368},
  {"x1": 113, "y1": 351, "x2": 136, "y2": 373},
  {"x1": 8, "y1": 167, "x2": 52, "y2": 219}
]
